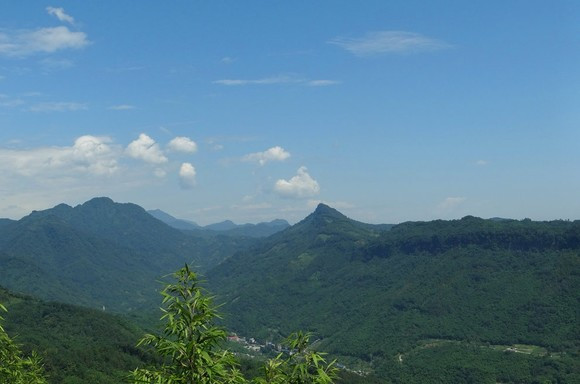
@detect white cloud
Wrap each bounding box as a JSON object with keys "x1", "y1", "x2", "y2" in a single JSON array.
[
  {"x1": 214, "y1": 75, "x2": 341, "y2": 87},
  {"x1": 0, "y1": 135, "x2": 119, "y2": 177},
  {"x1": 28, "y1": 101, "x2": 87, "y2": 112},
  {"x1": 179, "y1": 162, "x2": 196, "y2": 189},
  {"x1": 125, "y1": 133, "x2": 168, "y2": 164},
  {"x1": 213, "y1": 75, "x2": 301, "y2": 86},
  {"x1": 0, "y1": 26, "x2": 89, "y2": 57},
  {"x1": 274, "y1": 166, "x2": 320, "y2": 199},
  {"x1": 476, "y1": 160, "x2": 489, "y2": 166},
  {"x1": 329, "y1": 31, "x2": 451, "y2": 56},
  {"x1": 108, "y1": 104, "x2": 136, "y2": 111},
  {"x1": 46, "y1": 7, "x2": 75, "y2": 25},
  {"x1": 221, "y1": 56, "x2": 235, "y2": 64},
  {"x1": 167, "y1": 136, "x2": 198, "y2": 153},
  {"x1": 243, "y1": 146, "x2": 290, "y2": 166}
]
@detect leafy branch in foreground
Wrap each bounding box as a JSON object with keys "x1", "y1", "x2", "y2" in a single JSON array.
[
  {"x1": 256, "y1": 331, "x2": 338, "y2": 384},
  {"x1": 0, "y1": 303, "x2": 48, "y2": 384},
  {"x1": 129, "y1": 264, "x2": 245, "y2": 384},
  {"x1": 130, "y1": 264, "x2": 338, "y2": 384}
]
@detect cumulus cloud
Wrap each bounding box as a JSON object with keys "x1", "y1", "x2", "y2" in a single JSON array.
[
  {"x1": 167, "y1": 136, "x2": 198, "y2": 153},
  {"x1": 179, "y1": 162, "x2": 196, "y2": 189},
  {"x1": 329, "y1": 31, "x2": 451, "y2": 56},
  {"x1": 0, "y1": 26, "x2": 89, "y2": 57},
  {"x1": 274, "y1": 166, "x2": 320, "y2": 198},
  {"x1": 125, "y1": 133, "x2": 168, "y2": 164},
  {"x1": 46, "y1": 6, "x2": 75, "y2": 24},
  {"x1": 0, "y1": 135, "x2": 119, "y2": 177},
  {"x1": 243, "y1": 146, "x2": 290, "y2": 166}
]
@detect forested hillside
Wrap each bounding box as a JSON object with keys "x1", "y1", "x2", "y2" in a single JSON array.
[
  {"x1": 208, "y1": 204, "x2": 580, "y2": 381},
  {"x1": 0, "y1": 199, "x2": 578, "y2": 382},
  {"x1": 0, "y1": 288, "x2": 153, "y2": 384}
]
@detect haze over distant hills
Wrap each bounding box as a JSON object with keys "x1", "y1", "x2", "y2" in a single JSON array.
[{"x1": 148, "y1": 209, "x2": 290, "y2": 238}]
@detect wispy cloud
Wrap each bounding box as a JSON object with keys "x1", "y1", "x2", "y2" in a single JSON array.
[
  {"x1": 28, "y1": 101, "x2": 87, "y2": 112},
  {"x1": 0, "y1": 94, "x2": 25, "y2": 108},
  {"x1": 329, "y1": 31, "x2": 452, "y2": 56},
  {"x1": 476, "y1": 160, "x2": 489, "y2": 166},
  {"x1": 108, "y1": 104, "x2": 136, "y2": 111},
  {"x1": 46, "y1": 6, "x2": 75, "y2": 25},
  {"x1": 307, "y1": 79, "x2": 341, "y2": 87},
  {"x1": 214, "y1": 75, "x2": 340, "y2": 87},
  {"x1": 213, "y1": 75, "x2": 302, "y2": 86}
]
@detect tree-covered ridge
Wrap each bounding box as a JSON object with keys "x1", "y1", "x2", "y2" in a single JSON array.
[
  {"x1": 208, "y1": 206, "x2": 579, "y2": 381},
  {"x1": 0, "y1": 197, "x2": 260, "y2": 313},
  {"x1": 365, "y1": 216, "x2": 580, "y2": 258}
]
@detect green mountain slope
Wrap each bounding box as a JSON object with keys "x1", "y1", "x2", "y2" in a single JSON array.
[
  {"x1": 207, "y1": 205, "x2": 580, "y2": 381},
  {"x1": 0, "y1": 287, "x2": 153, "y2": 384}
]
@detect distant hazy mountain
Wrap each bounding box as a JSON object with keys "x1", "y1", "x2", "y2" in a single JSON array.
[
  {"x1": 204, "y1": 219, "x2": 238, "y2": 231},
  {"x1": 147, "y1": 209, "x2": 201, "y2": 230},
  {"x1": 148, "y1": 209, "x2": 290, "y2": 238}
]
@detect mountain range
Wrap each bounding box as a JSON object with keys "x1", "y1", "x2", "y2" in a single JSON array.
[
  {"x1": 0, "y1": 197, "x2": 254, "y2": 312},
  {"x1": 0, "y1": 197, "x2": 578, "y2": 383},
  {"x1": 148, "y1": 209, "x2": 290, "y2": 238}
]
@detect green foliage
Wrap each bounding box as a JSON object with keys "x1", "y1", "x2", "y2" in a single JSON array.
[
  {"x1": 254, "y1": 332, "x2": 338, "y2": 384},
  {"x1": 0, "y1": 303, "x2": 48, "y2": 384},
  {"x1": 130, "y1": 265, "x2": 245, "y2": 384}
]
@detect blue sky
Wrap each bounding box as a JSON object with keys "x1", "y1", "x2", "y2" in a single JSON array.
[{"x1": 1, "y1": 1, "x2": 578, "y2": 225}]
